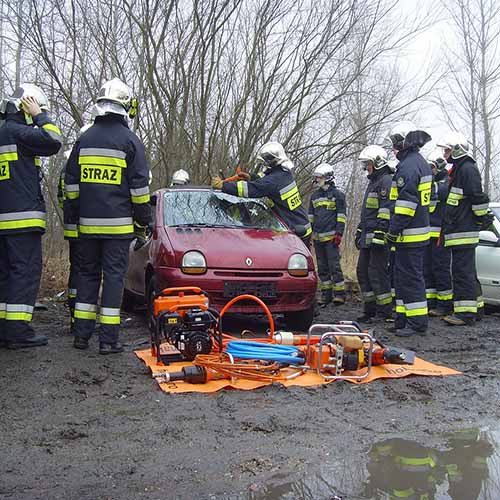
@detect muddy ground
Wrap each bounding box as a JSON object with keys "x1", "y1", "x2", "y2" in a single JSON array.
[{"x1": 0, "y1": 298, "x2": 499, "y2": 500}]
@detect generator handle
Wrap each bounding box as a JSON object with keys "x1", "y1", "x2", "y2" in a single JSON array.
[{"x1": 160, "y1": 286, "x2": 206, "y2": 297}]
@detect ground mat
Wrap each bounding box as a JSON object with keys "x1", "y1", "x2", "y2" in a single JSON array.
[{"x1": 135, "y1": 346, "x2": 461, "y2": 394}]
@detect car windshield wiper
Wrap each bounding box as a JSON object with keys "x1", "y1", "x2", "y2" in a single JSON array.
[{"x1": 171, "y1": 222, "x2": 238, "y2": 228}]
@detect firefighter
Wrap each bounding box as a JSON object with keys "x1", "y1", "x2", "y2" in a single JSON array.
[
  {"x1": 424, "y1": 149, "x2": 453, "y2": 316},
  {"x1": 0, "y1": 84, "x2": 62, "y2": 348},
  {"x1": 65, "y1": 78, "x2": 152, "y2": 354},
  {"x1": 211, "y1": 141, "x2": 312, "y2": 247},
  {"x1": 386, "y1": 122, "x2": 432, "y2": 337},
  {"x1": 308, "y1": 163, "x2": 346, "y2": 305},
  {"x1": 170, "y1": 169, "x2": 190, "y2": 186},
  {"x1": 355, "y1": 145, "x2": 394, "y2": 322},
  {"x1": 57, "y1": 125, "x2": 93, "y2": 331},
  {"x1": 437, "y1": 132, "x2": 490, "y2": 326}
]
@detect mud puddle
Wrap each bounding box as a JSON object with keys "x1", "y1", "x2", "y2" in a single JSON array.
[{"x1": 241, "y1": 427, "x2": 500, "y2": 500}]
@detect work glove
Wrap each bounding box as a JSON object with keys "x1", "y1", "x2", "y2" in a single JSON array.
[
  {"x1": 384, "y1": 232, "x2": 398, "y2": 244},
  {"x1": 237, "y1": 171, "x2": 251, "y2": 181},
  {"x1": 372, "y1": 230, "x2": 386, "y2": 245},
  {"x1": 133, "y1": 202, "x2": 152, "y2": 227},
  {"x1": 211, "y1": 176, "x2": 223, "y2": 190},
  {"x1": 133, "y1": 222, "x2": 148, "y2": 251},
  {"x1": 332, "y1": 233, "x2": 342, "y2": 247},
  {"x1": 355, "y1": 228, "x2": 362, "y2": 250}
]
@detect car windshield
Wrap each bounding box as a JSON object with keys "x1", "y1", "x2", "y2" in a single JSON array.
[{"x1": 163, "y1": 190, "x2": 288, "y2": 231}]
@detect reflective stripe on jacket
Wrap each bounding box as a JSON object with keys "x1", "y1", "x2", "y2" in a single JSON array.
[{"x1": 429, "y1": 171, "x2": 449, "y2": 238}]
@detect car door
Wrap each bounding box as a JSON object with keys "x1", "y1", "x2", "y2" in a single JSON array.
[{"x1": 476, "y1": 229, "x2": 500, "y2": 305}]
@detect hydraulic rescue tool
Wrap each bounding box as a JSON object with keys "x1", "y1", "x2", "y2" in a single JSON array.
[
  {"x1": 151, "y1": 287, "x2": 216, "y2": 364},
  {"x1": 302, "y1": 323, "x2": 415, "y2": 380}
]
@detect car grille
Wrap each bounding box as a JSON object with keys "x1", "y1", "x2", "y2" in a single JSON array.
[{"x1": 223, "y1": 281, "x2": 277, "y2": 299}]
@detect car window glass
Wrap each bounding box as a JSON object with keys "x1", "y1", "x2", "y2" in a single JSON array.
[{"x1": 163, "y1": 190, "x2": 287, "y2": 231}]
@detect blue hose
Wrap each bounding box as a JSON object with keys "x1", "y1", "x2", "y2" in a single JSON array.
[{"x1": 226, "y1": 341, "x2": 304, "y2": 365}]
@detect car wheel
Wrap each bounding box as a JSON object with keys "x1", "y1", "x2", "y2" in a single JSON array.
[
  {"x1": 122, "y1": 289, "x2": 137, "y2": 313},
  {"x1": 284, "y1": 305, "x2": 314, "y2": 332},
  {"x1": 146, "y1": 275, "x2": 157, "y2": 333}
]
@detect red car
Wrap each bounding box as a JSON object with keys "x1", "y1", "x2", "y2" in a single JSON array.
[{"x1": 124, "y1": 186, "x2": 317, "y2": 329}]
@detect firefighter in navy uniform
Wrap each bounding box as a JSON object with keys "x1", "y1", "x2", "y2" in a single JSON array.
[
  {"x1": 308, "y1": 163, "x2": 346, "y2": 305},
  {"x1": 211, "y1": 141, "x2": 312, "y2": 247},
  {"x1": 57, "y1": 124, "x2": 93, "y2": 331},
  {"x1": 438, "y1": 132, "x2": 491, "y2": 326},
  {"x1": 65, "y1": 78, "x2": 151, "y2": 354},
  {"x1": 355, "y1": 145, "x2": 394, "y2": 322},
  {"x1": 0, "y1": 84, "x2": 62, "y2": 349},
  {"x1": 386, "y1": 122, "x2": 432, "y2": 337},
  {"x1": 424, "y1": 150, "x2": 452, "y2": 317}
]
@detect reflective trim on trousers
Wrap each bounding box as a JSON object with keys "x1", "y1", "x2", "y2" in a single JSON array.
[
  {"x1": 454, "y1": 300, "x2": 477, "y2": 313},
  {"x1": 74, "y1": 302, "x2": 98, "y2": 320},
  {"x1": 5, "y1": 303, "x2": 34, "y2": 322},
  {"x1": 99, "y1": 307, "x2": 121, "y2": 325},
  {"x1": 376, "y1": 292, "x2": 392, "y2": 305}
]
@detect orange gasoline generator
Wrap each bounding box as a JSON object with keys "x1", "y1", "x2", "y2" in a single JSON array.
[{"x1": 151, "y1": 286, "x2": 217, "y2": 365}]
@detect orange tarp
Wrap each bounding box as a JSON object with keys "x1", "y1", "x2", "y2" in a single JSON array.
[{"x1": 135, "y1": 347, "x2": 461, "y2": 394}]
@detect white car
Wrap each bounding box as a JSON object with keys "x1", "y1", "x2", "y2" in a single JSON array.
[{"x1": 476, "y1": 202, "x2": 500, "y2": 305}]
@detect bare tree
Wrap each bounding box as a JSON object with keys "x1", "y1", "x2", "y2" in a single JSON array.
[{"x1": 440, "y1": 0, "x2": 500, "y2": 195}]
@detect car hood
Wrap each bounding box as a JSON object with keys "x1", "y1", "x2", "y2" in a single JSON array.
[{"x1": 164, "y1": 226, "x2": 309, "y2": 269}]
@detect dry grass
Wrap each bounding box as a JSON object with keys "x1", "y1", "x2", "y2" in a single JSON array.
[{"x1": 40, "y1": 255, "x2": 69, "y2": 297}]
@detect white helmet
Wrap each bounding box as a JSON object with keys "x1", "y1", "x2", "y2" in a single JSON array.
[
  {"x1": 256, "y1": 141, "x2": 292, "y2": 171},
  {"x1": 0, "y1": 83, "x2": 50, "y2": 115},
  {"x1": 437, "y1": 131, "x2": 471, "y2": 160},
  {"x1": 93, "y1": 78, "x2": 134, "y2": 117},
  {"x1": 171, "y1": 169, "x2": 190, "y2": 186},
  {"x1": 358, "y1": 145, "x2": 388, "y2": 170},
  {"x1": 313, "y1": 163, "x2": 335, "y2": 183},
  {"x1": 427, "y1": 148, "x2": 447, "y2": 171}
]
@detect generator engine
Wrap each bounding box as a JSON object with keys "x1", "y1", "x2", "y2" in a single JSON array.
[
  {"x1": 162, "y1": 309, "x2": 214, "y2": 361},
  {"x1": 151, "y1": 287, "x2": 216, "y2": 365}
]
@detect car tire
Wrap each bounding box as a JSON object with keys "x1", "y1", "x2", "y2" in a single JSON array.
[
  {"x1": 284, "y1": 305, "x2": 314, "y2": 332},
  {"x1": 122, "y1": 289, "x2": 137, "y2": 313},
  {"x1": 146, "y1": 275, "x2": 157, "y2": 333}
]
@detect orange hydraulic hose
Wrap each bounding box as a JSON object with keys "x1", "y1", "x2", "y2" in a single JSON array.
[{"x1": 216, "y1": 294, "x2": 274, "y2": 347}]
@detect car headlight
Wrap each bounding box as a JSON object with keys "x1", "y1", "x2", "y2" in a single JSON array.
[
  {"x1": 181, "y1": 251, "x2": 207, "y2": 274},
  {"x1": 288, "y1": 253, "x2": 308, "y2": 277}
]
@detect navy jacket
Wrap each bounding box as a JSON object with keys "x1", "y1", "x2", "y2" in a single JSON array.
[
  {"x1": 308, "y1": 183, "x2": 346, "y2": 242},
  {"x1": 65, "y1": 114, "x2": 151, "y2": 239},
  {"x1": 0, "y1": 112, "x2": 62, "y2": 234}
]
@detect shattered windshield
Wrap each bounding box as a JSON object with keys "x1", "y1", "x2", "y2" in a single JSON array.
[{"x1": 163, "y1": 190, "x2": 287, "y2": 231}]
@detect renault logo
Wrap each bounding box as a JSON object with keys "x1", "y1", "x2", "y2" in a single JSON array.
[{"x1": 245, "y1": 257, "x2": 253, "y2": 267}]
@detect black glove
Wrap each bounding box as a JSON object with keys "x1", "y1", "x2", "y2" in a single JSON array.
[
  {"x1": 133, "y1": 203, "x2": 152, "y2": 227},
  {"x1": 355, "y1": 228, "x2": 362, "y2": 250},
  {"x1": 385, "y1": 232, "x2": 398, "y2": 244},
  {"x1": 133, "y1": 222, "x2": 148, "y2": 251},
  {"x1": 478, "y1": 212, "x2": 495, "y2": 230}
]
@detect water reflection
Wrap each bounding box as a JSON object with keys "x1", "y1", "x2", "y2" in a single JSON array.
[
  {"x1": 245, "y1": 429, "x2": 498, "y2": 500},
  {"x1": 364, "y1": 430, "x2": 494, "y2": 500}
]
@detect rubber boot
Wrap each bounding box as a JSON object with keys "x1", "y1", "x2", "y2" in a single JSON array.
[
  {"x1": 317, "y1": 289, "x2": 332, "y2": 307},
  {"x1": 7, "y1": 334, "x2": 48, "y2": 349}
]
